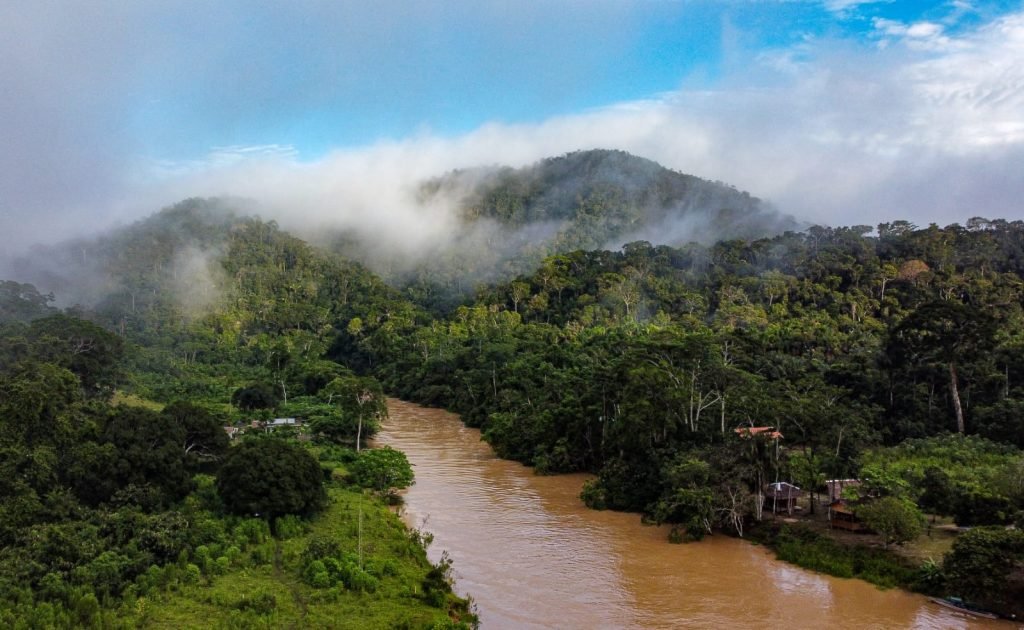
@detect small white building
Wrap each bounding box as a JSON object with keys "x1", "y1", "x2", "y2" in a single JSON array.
[{"x1": 266, "y1": 418, "x2": 301, "y2": 431}]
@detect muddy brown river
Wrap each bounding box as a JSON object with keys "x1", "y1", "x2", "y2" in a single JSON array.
[{"x1": 377, "y1": 399, "x2": 1011, "y2": 629}]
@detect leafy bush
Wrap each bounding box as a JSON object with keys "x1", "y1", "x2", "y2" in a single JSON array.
[
  {"x1": 942, "y1": 527, "x2": 1024, "y2": 617},
  {"x1": 579, "y1": 479, "x2": 607, "y2": 510},
  {"x1": 217, "y1": 440, "x2": 327, "y2": 521},
  {"x1": 231, "y1": 383, "x2": 280, "y2": 411},
  {"x1": 232, "y1": 519, "x2": 270, "y2": 546},
  {"x1": 234, "y1": 591, "x2": 277, "y2": 615},
  {"x1": 856, "y1": 497, "x2": 924, "y2": 548},
  {"x1": 183, "y1": 563, "x2": 201, "y2": 584},
  {"x1": 755, "y1": 524, "x2": 917, "y2": 589},
  {"x1": 350, "y1": 447, "x2": 414, "y2": 495},
  {"x1": 273, "y1": 514, "x2": 308, "y2": 540},
  {"x1": 318, "y1": 445, "x2": 358, "y2": 464}
]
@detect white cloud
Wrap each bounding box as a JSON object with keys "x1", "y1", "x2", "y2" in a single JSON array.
[
  {"x1": 906, "y1": 21, "x2": 944, "y2": 38},
  {"x1": 131, "y1": 10, "x2": 1024, "y2": 242},
  {"x1": 4, "y1": 5, "x2": 1024, "y2": 262},
  {"x1": 823, "y1": 0, "x2": 892, "y2": 17},
  {"x1": 871, "y1": 17, "x2": 962, "y2": 51}
]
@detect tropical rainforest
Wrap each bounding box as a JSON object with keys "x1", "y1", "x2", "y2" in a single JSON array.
[{"x1": 3, "y1": 150, "x2": 1024, "y2": 623}]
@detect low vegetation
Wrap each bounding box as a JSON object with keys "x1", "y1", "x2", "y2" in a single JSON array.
[
  {"x1": 5, "y1": 193, "x2": 1024, "y2": 619},
  {"x1": 0, "y1": 243, "x2": 474, "y2": 627},
  {"x1": 751, "y1": 523, "x2": 922, "y2": 590}
]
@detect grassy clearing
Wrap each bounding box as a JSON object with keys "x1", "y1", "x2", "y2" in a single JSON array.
[
  {"x1": 895, "y1": 520, "x2": 958, "y2": 565},
  {"x1": 119, "y1": 483, "x2": 471, "y2": 629},
  {"x1": 111, "y1": 391, "x2": 166, "y2": 411}
]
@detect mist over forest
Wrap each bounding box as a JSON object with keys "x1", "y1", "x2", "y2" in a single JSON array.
[
  {"x1": 4, "y1": 150, "x2": 798, "y2": 311},
  {"x1": 4, "y1": 2, "x2": 1024, "y2": 627}
]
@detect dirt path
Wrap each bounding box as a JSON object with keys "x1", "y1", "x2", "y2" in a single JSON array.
[{"x1": 274, "y1": 540, "x2": 309, "y2": 624}]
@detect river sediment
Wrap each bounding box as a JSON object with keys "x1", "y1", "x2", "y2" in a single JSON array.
[{"x1": 377, "y1": 399, "x2": 1006, "y2": 629}]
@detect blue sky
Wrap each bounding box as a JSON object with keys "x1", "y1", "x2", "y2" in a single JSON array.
[
  {"x1": 1, "y1": 1, "x2": 1024, "y2": 252},
  {"x1": 120, "y1": 0, "x2": 1018, "y2": 159}
]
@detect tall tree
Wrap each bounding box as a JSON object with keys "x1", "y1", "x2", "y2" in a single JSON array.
[
  {"x1": 217, "y1": 439, "x2": 326, "y2": 522},
  {"x1": 888, "y1": 302, "x2": 996, "y2": 434}
]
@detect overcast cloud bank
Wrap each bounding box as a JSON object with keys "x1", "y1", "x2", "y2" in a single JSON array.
[{"x1": 1, "y1": 4, "x2": 1022, "y2": 260}]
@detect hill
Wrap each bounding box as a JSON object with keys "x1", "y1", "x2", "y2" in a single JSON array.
[
  {"x1": 331, "y1": 150, "x2": 799, "y2": 310},
  {"x1": 4, "y1": 188, "x2": 1024, "y2": 620},
  {"x1": 432, "y1": 149, "x2": 795, "y2": 242}
]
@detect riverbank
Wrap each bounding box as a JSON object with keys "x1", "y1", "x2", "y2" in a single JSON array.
[
  {"x1": 119, "y1": 469, "x2": 475, "y2": 628},
  {"x1": 738, "y1": 497, "x2": 958, "y2": 595},
  {"x1": 747, "y1": 521, "x2": 927, "y2": 591},
  {"x1": 378, "y1": 399, "x2": 1006, "y2": 629}
]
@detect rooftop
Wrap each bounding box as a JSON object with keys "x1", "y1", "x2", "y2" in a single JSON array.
[{"x1": 735, "y1": 426, "x2": 783, "y2": 440}]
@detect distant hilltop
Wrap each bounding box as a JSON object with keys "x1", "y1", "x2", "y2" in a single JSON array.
[
  {"x1": 5, "y1": 150, "x2": 801, "y2": 311},
  {"x1": 422, "y1": 149, "x2": 800, "y2": 246}
]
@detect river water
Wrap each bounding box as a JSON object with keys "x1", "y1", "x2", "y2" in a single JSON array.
[{"x1": 377, "y1": 399, "x2": 1010, "y2": 629}]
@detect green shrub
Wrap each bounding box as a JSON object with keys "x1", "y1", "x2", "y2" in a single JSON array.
[
  {"x1": 183, "y1": 564, "x2": 201, "y2": 585},
  {"x1": 248, "y1": 543, "x2": 274, "y2": 567},
  {"x1": 303, "y1": 560, "x2": 328, "y2": 586},
  {"x1": 350, "y1": 447, "x2": 414, "y2": 494},
  {"x1": 234, "y1": 591, "x2": 277, "y2": 615},
  {"x1": 345, "y1": 566, "x2": 379, "y2": 593},
  {"x1": 310, "y1": 571, "x2": 332, "y2": 589},
  {"x1": 274, "y1": 514, "x2": 307, "y2": 540},
  {"x1": 754, "y1": 524, "x2": 916, "y2": 589},
  {"x1": 301, "y1": 536, "x2": 342, "y2": 563},
  {"x1": 194, "y1": 545, "x2": 211, "y2": 563},
  {"x1": 579, "y1": 479, "x2": 607, "y2": 510},
  {"x1": 233, "y1": 519, "x2": 270, "y2": 546},
  {"x1": 318, "y1": 446, "x2": 357, "y2": 464},
  {"x1": 73, "y1": 592, "x2": 100, "y2": 627}
]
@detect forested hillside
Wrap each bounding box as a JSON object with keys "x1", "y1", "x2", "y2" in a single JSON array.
[
  {"x1": 336, "y1": 218, "x2": 1024, "y2": 613},
  {"x1": 4, "y1": 186, "x2": 1024, "y2": 618},
  {"x1": 349, "y1": 220, "x2": 1024, "y2": 464},
  {"x1": 0, "y1": 203, "x2": 471, "y2": 628},
  {"x1": 330, "y1": 150, "x2": 798, "y2": 310}
]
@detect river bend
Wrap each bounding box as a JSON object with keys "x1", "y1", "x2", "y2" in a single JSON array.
[{"x1": 377, "y1": 399, "x2": 1007, "y2": 629}]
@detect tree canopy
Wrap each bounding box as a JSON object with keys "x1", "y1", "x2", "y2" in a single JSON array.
[
  {"x1": 350, "y1": 446, "x2": 414, "y2": 495},
  {"x1": 217, "y1": 439, "x2": 327, "y2": 521}
]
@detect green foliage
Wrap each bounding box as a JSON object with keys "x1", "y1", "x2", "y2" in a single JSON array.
[
  {"x1": 232, "y1": 382, "x2": 281, "y2": 411},
  {"x1": 162, "y1": 401, "x2": 230, "y2": 469},
  {"x1": 309, "y1": 413, "x2": 361, "y2": 446},
  {"x1": 0, "y1": 280, "x2": 56, "y2": 323},
  {"x1": 317, "y1": 375, "x2": 387, "y2": 449},
  {"x1": 26, "y1": 314, "x2": 125, "y2": 398},
  {"x1": 649, "y1": 457, "x2": 714, "y2": 541},
  {"x1": 755, "y1": 524, "x2": 919, "y2": 590},
  {"x1": 350, "y1": 447, "x2": 415, "y2": 495},
  {"x1": 234, "y1": 590, "x2": 277, "y2": 615},
  {"x1": 856, "y1": 497, "x2": 924, "y2": 548},
  {"x1": 317, "y1": 445, "x2": 358, "y2": 465},
  {"x1": 342, "y1": 218, "x2": 1024, "y2": 531},
  {"x1": 8, "y1": 194, "x2": 1024, "y2": 625},
  {"x1": 217, "y1": 440, "x2": 327, "y2": 521},
  {"x1": 76, "y1": 406, "x2": 196, "y2": 507},
  {"x1": 273, "y1": 514, "x2": 308, "y2": 540},
  {"x1": 114, "y1": 487, "x2": 474, "y2": 627},
  {"x1": 396, "y1": 150, "x2": 794, "y2": 310},
  {"x1": 858, "y1": 435, "x2": 1023, "y2": 525},
  {"x1": 888, "y1": 301, "x2": 998, "y2": 433},
  {"x1": 942, "y1": 527, "x2": 1024, "y2": 617},
  {"x1": 579, "y1": 479, "x2": 607, "y2": 510},
  {"x1": 232, "y1": 519, "x2": 271, "y2": 546}
]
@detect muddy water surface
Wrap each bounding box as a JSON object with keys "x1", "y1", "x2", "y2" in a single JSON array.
[{"x1": 377, "y1": 399, "x2": 1011, "y2": 629}]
